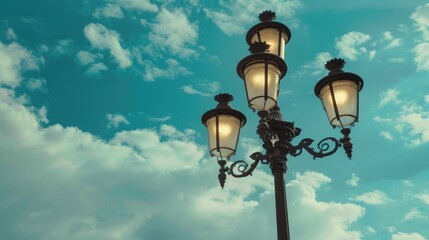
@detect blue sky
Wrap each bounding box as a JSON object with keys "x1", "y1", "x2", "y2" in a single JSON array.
[{"x1": 0, "y1": 0, "x2": 429, "y2": 239}]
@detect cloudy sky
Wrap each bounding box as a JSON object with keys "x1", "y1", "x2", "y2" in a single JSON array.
[{"x1": 1, "y1": 0, "x2": 429, "y2": 239}]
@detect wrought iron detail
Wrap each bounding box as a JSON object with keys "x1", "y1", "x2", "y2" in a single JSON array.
[
  {"x1": 228, "y1": 152, "x2": 266, "y2": 178},
  {"x1": 290, "y1": 137, "x2": 341, "y2": 159}
]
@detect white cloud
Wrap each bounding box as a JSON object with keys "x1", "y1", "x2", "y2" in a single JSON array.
[
  {"x1": 416, "y1": 193, "x2": 429, "y2": 205},
  {"x1": 86, "y1": 62, "x2": 108, "y2": 75},
  {"x1": 425, "y1": 95, "x2": 429, "y2": 103},
  {"x1": 93, "y1": 3, "x2": 124, "y2": 19},
  {"x1": 345, "y1": 173, "x2": 360, "y2": 186},
  {"x1": 402, "y1": 208, "x2": 425, "y2": 221},
  {"x1": 76, "y1": 50, "x2": 102, "y2": 65},
  {"x1": 115, "y1": 0, "x2": 158, "y2": 12},
  {"x1": 379, "y1": 89, "x2": 400, "y2": 107},
  {"x1": 367, "y1": 226, "x2": 376, "y2": 234},
  {"x1": 376, "y1": 91, "x2": 429, "y2": 147},
  {"x1": 181, "y1": 82, "x2": 220, "y2": 97},
  {"x1": 335, "y1": 31, "x2": 371, "y2": 60},
  {"x1": 143, "y1": 58, "x2": 192, "y2": 81},
  {"x1": 107, "y1": 113, "x2": 130, "y2": 129},
  {"x1": 287, "y1": 172, "x2": 365, "y2": 240},
  {"x1": 383, "y1": 31, "x2": 401, "y2": 49},
  {"x1": 369, "y1": 50, "x2": 376, "y2": 60},
  {"x1": 301, "y1": 52, "x2": 333, "y2": 76},
  {"x1": 26, "y1": 78, "x2": 47, "y2": 92},
  {"x1": 204, "y1": 0, "x2": 302, "y2": 36},
  {"x1": 148, "y1": 116, "x2": 171, "y2": 122},
  {"x1": 411, "y1": 3, "x2": 429, "y2": 41},
  {"x1": 413, "y1": 42, "x2": 429, "y2": 71},
  {"x1": 148, "y1": 8, "x2": 198, "y2": 58},
  {"x1": 6, "y1": 28, "x2": 18, "y2": 40},
  {"x1": 380, "y1": 131, "x2": 394, "y2": 141},
  {"x1": 0, "y1": 41, "x2": 40, "y2": 88},
  {"x1": 411, "y1": 4, "x2": 429, "y2": 71},
  {"x1": 349, "y1": 190, "x2": 392, "y2": 205},
  {"x1": 392, "y1": 232, "x2": 426, "y2": 240},
  {"x1": 52, "y1": 39, "x2": 74, "y2": 55},
  {"x1": 84, "y1": 23, "x2": 132, "y2": 68}
]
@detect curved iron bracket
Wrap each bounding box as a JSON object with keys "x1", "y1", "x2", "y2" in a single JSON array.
[
  {"x1": 290, "y1": 137, "x2": 340, "y2": 159},
  {"x1": 228, "y1": 152, "x2": 266, "y2": 178}
]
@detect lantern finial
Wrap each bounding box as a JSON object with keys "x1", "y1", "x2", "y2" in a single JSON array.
[
  {"x1": 249, "y1": 41, "x2": 270, "y2": 54},
  {"x1": 325, "y1": 58, "x2": 346, "y2": 75},
  {"x1": 259, "y1": 10, "x2": 276, "y2": 22},
  {"x1": 215, "y1": 93, "x2": 233, "y2": 109}
]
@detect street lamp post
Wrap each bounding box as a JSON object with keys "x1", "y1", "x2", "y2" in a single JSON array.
[{"x1": 201, "y1": 10, "x2": 364, "y2": 240}]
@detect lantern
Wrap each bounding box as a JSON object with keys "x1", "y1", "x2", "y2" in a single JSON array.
[
  {"x1": 201, "y1": 93, "x2": 247, "y2": 160},
  {"x1": 237, "y1": 42, "x2": 287, "y2": 111},
  {"x1": 246, "y1": 10, "x2": 291, "y2": 59},
  {"x1": 314, "y1": 58, "x2": 364, "y2": 128}
]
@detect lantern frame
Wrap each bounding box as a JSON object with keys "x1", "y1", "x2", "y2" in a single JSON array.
[
  {"x1": 237, "y1": 50, "x2": 287, "y2": 111},
  {"x1": 201, "y1": 94, "x2": 247, "y2": 160},
  {"x1": 245, "y1": 11, "x2": 291, "y2": 57},
  {"x1": 314, "y1": 58, "x2": 364, "y2": 128}
]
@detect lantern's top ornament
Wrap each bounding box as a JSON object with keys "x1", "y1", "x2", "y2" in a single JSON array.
[
  {"x1": 325, "y1": 58, "x2": 346, "y2": 75},
  {"x1": 259, "y1": 10, "x2": 276, "y2": 22},
  {"x1": 249, "y1": 41, "x2": 270, "y2": 54},
  {"x1": 214, "y1": 93, "x2": 233, "y2": 108}
]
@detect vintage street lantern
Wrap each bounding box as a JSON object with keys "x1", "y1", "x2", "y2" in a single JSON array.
[
  {"x1": 201, "y1": 10, "x2": 364, "y2": 240},
  {"x1": 246, "y1": 10, "x2": 291, "y2": 59},
  {"x1": 315, "y1": 58, "x2": 364, "y2": 129},
  {"x1": 201, "y1": 93, "x2": 247, "y2": 160},
  {"x1": 237, "y1": 42, "x2": 287, "y2": 111}
]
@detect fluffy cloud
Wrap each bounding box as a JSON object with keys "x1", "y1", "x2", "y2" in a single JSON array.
[
  {"x1": 349, "y1": 190, "x2": 392, "y2": 205},
  {"x1": 26, "y1": 77, "x2": 47, "y2": 92},
  {"x1": 204, "y1": 0, "x2": 302, "y2": 36},
  {"x1": 148, "y1": 8, "x2": 198, "y2": 58},
  {"x1": 376, "y1": 89, "x2": 429, "y2": 147},
  {"x1": 143, "y1": 58, "x2": 192, "y2": 81},
  {"x1": 383, "y1": 31, "x2": 401, "y2": 49},
  {"x1": 0, "y1": 41, "x2": 40, "y2": 88},
  {"x1": 300, "y1": 52, "x2": 333, "y2": 76},
  {"x1": 402, "y1": 208, "x2": 425, "y2": 221},
  {"x1": 416, "y1": 193, "x2": 429, "y2": 205},
  {"x1": 6, "y1": 28, "x2": 18, "y2": 40},
  {"x1": 379, "y1": 88, "x2": 400, "y2": 107},
  {"x1": 84, "y1": 23, "x2": 132, "y2": 68},
  {"x1": 411, "y1": 3, "x2": 429, "y2": 71},
  {"x1": 107, "y1": 113, "x2": 130, "y2": 128},
  {"x1": 392, "y1": 232, "x2": 426, "y2": 240},
  {"x1": 287, "y1": 172, "x2": 365, "y2": 239},
  {"x1": 181, "y1": 82, "x2": 220, "y2": 97},
  {"x1": 76, "y1": 50, "x2": 102, "y2": 65},
  {"x1": 411, "y1": 3, "x2": 429, "y2": 41},
  {"x1": 345, "y1": 173, "x2": 360, "y2": 186},
  {"x1": 335, "y1": 31, "x2": 371, "y2": 60},
  {"x1": 379, "y1": 131, "x2": 394, "y2": 141},
  {"x1": 413, "y1": 42, "x2": 429, "y2": 71},
  {"x1": 93, "y1": 3, "x2": 124, "y2": 19},
  {"x1": 115, "y1": 0, "x2": 158, "y2": 12}
]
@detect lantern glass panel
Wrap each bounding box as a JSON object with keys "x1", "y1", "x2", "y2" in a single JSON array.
[
  {"x1": 206, "y1": 115, "x2": 242, "y2": 159},
  {"x1": 244, "y1": 62, "x2": 280, "y2": 111},
  {"x1": 250, "y1": 28, "x2": 287, "y2": 59},
  {"x1": 320, "y1": 80, "x2": 359, "y2": 127}
]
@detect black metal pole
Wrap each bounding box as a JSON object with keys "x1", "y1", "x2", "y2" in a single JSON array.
[{"x1": 271, "y1": 158, "x2": 290, "y2": 240}]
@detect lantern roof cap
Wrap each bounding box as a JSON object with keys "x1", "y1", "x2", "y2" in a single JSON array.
[{"x1": 201, "y1": 93, "x2": 247, "y2": 127}]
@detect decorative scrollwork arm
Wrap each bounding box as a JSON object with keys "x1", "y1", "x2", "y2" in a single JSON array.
[
  {"x1": 229, "y1": 152, "x2": 266, "y2": 178},
  {"x1": 291, "y1": 137, "x2": 340, "y2": 159}
]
